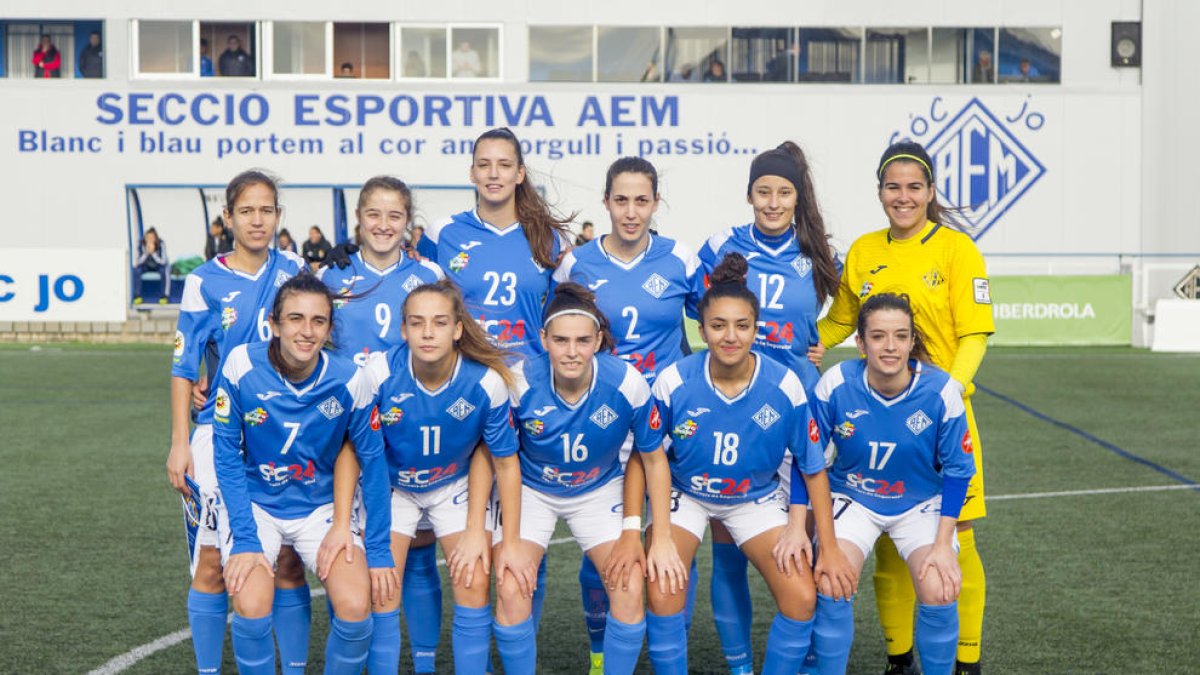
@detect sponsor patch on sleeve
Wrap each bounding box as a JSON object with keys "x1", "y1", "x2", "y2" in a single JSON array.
[
  {"x1": 649, "y1": 404, "x2": 662, "y2": 431},
  {"x1": 973, "y1": 278, "x2": 991, "y2": 304},
  {"x1": 808, "y1": 418, "x2": 820, "y2": 443},
  {"x1": 962, "y1": 430, "x2": 974, "y2": 454}
]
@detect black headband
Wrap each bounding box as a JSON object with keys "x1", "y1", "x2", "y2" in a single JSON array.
[{"x1": 748, "y1": 147, "x2": 803, "y2": 194}]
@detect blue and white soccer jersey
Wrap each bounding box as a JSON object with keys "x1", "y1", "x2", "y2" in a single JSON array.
[
  {"x1": 426, "y1": 210, "x2": 568, "y2": 359},
  {"x1": 809, "y1": 359, "x2": 975, "y2": 559},
  {"x1": 700, "y1": 224, "x2": 839, "y2": 390},
  {"x1": 211, "y1": 341, "x2": 393, "y2": 570},
  {"x1": 170, "y1": 250, "x2": 304, "y2": 568},
  {"x1": 504, "y1": 353, "x2": 661, "y2": 551},
  {"x1": 317, "y1": 251, "x2": 444, "y2": 363},
  {"x1": 362, "y1": 345, "x2": 518, "y2": 538},
  {"x1": 651, "y1": 352, "x2": 825, "y2": 546},
  {"x1": 553, "y1": 235, "x2": 704, "y2": 383}
]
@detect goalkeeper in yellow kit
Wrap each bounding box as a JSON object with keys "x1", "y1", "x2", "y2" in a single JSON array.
[{"x1": 813, "y1": 141, "x2": 994, "y2": 675}]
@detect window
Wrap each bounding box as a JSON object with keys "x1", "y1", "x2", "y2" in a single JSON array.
[
  {"x1": 999, "y1": 27, "x2": 1061, "y2": 83},
  {"x1": 665, "y1": 27, "x2": 728, "y2": 83},
  {"x1": 732, "y1": 27, "x2": 797, "y2": 82},
  {"x1": 865, "y1": 28, "x2": 928, "y2": 83},
  {"x1": 4, "y1": 21, "x2": 95, "y2": 79},
  {"x1": 529, "y1": 26, "x2": 592, "y2": 82},
  {"x1": 201, "y1": 22, "x2": 255, "y2": 77},
  {"x1": 598, "y1": 27, "x2": 661, "y2": 82},
  {"x1": 135, "y1": 20, "x2": 194, "y2": 76},
  {"x1": 450, "y1": 27, "x2": 499, "y2": 79},
  {"x1": 797, "y1": 28, "x2": 860, "y2": 83},
  {"x1": 932, "y1": 27, "x2": 995, "y2": 84},
  {"x1": 333, "y1": 23, "x2": 390, "y2": 79},
  {"x1": 399, "y1": 27, "x2": 447, "y2": 78},
  {"x1": 271, "y1": 21, "x2": 328, "y2": 76}
]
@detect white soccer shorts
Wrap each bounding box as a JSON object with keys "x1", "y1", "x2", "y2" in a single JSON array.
[
  {"x1": 388, "y1": 476, "x2": 477, "y2": 539},
  {"x1": 656, "y1": 486, "x2": 790, "y2": 547},
  {"x1": 219, "y1": 501, "x2": 362, "y2": 572},
  {"x1": 493, "y1": 477, "x2": 625, "y2": 552},
  {"x1": 827, "y1": 493, "x2": 957, "y2": 560}
]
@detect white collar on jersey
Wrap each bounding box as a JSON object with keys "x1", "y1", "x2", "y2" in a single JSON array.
[
  {"x1": 217, "y1": 250, "x2": 273, "y2": 281},
  {"x1": 863, "y1": 360, "x2": 923, "y2": 407},
  {"x1": 276, "y1": 351, "x2": 329, "y2": 398},
  {"x1": 747, "y1": 224, "x2": 797, "y2": 258},
  {"x1": 407, "y1": 352, "x2": 463, "y2": 396},
  {"x1": 472, "y1": 209, "x2": 521, "y2": 237},
  {"x1": 703, "y1": 351, "x2": 761, "y2": 405},
  {"x1": 597, "y1": 233, "x2": 653, "y2": 271},
  {"x1": 550, "y1": 356, "x2": 599, "y2": 410},
  {"x1": 356, "y1": 250, "x2": 401, "y2": 277}
]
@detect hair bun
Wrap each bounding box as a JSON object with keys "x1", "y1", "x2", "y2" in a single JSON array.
[{"x1": 709, "y1": 252, "x2": 749, "y2": 287}]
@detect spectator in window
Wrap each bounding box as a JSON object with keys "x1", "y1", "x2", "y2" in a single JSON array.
[
  {"x1": 766, "y1": 44, "x2": 800, "y2": 82},
  {"x1": 78, "y1": 31, "x2": 103, "y2": 78},
  {"x1": 973, "y1": 50, "x2": 994, "y2": 83},
  {"x1": 32, "y1": 35, "x2": 62, "y2": 79},
  {"x1": 218, "y1": 35, "x2": 254, "y2": 77},
  {"x1": 574, "y1": 221, "x2": 595, "y2": 247},
  {"x1": 452, "y1": 40, "x2": 482, "y2": 77},
  {"x1": 277, "y1": 228, "x2": 298, "y2": 254},
  {"x1": 204, "y1": 217, "x2": 234, "y2": 260},
  {"x1": 1016, "y1": 58, "x2": 1039, "y2": 82},
  {"x1": 703, "y1": 58, "x2": 727, "y2": 82},
  {"x1": 338, "y1": 62, "x2": 355, "y2": 78},
  {"x1": 302, "y1": 225, "x2": 332, "y2": 271},
  {"x1": 404, "y1": 50, "x2": 427, "y2": 77},
  {"x1": 200, "y1": 38, "x2": 214, "y2": 77},
  {"x1": 133, "y1": 228, "x2": 170, "y2": 305}
]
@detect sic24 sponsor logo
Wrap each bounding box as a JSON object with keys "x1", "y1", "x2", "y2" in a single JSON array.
[
  {"x1": 258, "y1": 460, "x2": 317, "y2": 487},
  {"x1": 846, "y1": 472, "x2": 905, "y2": 498},
  {"x1": 541, "y1": 465, "x2": 601, "y2": 488},
  {"x1": 688, "y1": 472, "x2": 751, "y2": 498},
  {"x1": 395, "y1": 463, "x2": 460, "y2": 488}
]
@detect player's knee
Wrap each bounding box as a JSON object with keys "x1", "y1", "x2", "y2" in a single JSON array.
[
  {"x1": 608, "y1": 581, "x2": 645, "y2": 622},
  {"x1": 233, "y1": 591, "x2": 273, "y2": 619},
  {"x1": 192, "y1": 548, "x2": 225, "y2": 592},
  {"x1": 776, "y1": 579, "x2": 816, "y2": 621},
  {"x1": 915, "y1": 574, "x2": 957, "y2": 606},
  {"x1": 646, "y1": 578, "x2": 685, "y2": 616},
  {"x1": 452, "y1": 563, "x2": 490, "y2": 606},
  {"x1": 332, "y1": 590, "x2": 372, "y2": 622}
]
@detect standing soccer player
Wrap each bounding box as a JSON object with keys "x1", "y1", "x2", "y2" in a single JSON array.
[
  {"x1": 167, "y1": 170, "x2": 310, "y2": 674},
  {"x1": 645, "y1": 253, "x2": 852, "y2": 675},
  {"x1": 698, "y1": 142, "x2": 841, "y2": 674},
  {"x1": 552, "y1": 157, "x2": 705, "y2": 672},
  {"x1": 814, "y1": 141, "x2": 995, "y2": 675},
  {"x1": 492, "y1": 283, "x2": 686, "y2": 675},
  {"x1": 317, "y1": 176, "x2": 446, "y2": 674},
  {"x1": 211, "y1": 275, "x2": 396, "y2": 674},
  {"x1": 809, "y1": 294, "x2": 975, "y2": 675}
]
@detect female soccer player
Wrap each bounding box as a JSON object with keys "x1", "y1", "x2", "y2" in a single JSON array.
[
  {"x1": 424, "y1": 126, "x2": 573, "y2": 359},
  {"x1": 552, "y1": 157, "x2": 706, "y2": 670},
  {"x1": 492, "y1": 282, "x2": 686, "y2": 675},
  {"x1": 814, "y1": 141, "x2": 995, "y2": 675},
  {"x1": 698, "y1": 141, "x2": 841, "y2": 674},
  {"x1": 809, "y1": 293, "x2": 975, "y2": 675},
  {"x1": 211, "y1": 274, "x2": 396, "y2": 675},
  {"x1": 167, "y1": 170, "x2": 310, "y2": 674},
  {"x1": 317, "y1": 176, "x2": 447, "y2": 673},
  {"x1": 645, "y1": 253, "x2": 852, "y2": 675},
  {"x1": 341, "y1": 280, "x2": 520, "y2": 675}
]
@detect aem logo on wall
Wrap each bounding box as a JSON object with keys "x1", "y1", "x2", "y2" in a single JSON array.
[{"x1": 893, "y1": 97, "x2": 1046, "y2": 241}]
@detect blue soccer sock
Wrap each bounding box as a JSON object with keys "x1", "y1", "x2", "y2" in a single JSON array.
[
  {"x1": 531, "y1": 554, "x2": 548, "y2": 627},
  {"x1": 403, "y1": 543, "x2": 443, "y2": 673},
  {"x1": 452, "y1": 604, "x2": 492, "y2": 675},
  {"x1": 187, "y1": 588, "x2": 228, "y2": 675},
  {"x1": 646, "y1": 610, "x2": 687, "y2": 675},
  {"x1": 684, "y1": 557, "x2": 698, "y2": 633},
  {"x1": 272, "y1": 584, "x2": 311, "y2": 674},
  {"x1": 579, "y1": 556, "x2": 609, "y2": 653},
  {"x1": 230, "y1": 613, "x2": 275, "y2": 675},
  {"x1": 813, "y1": 593, "x2": 855, "y2": 675},
  {"x1": 710, "y1": 542, "x2": 753, "y2": 671},
  {"x1": 602, "y1": 613, "x2": 645, "y2": 675},
  {"x1": 367, "y1": 609, "x2": 401, "y2": 675},
  {"x1": 493, "y1": 616, "x2": 537, "y2": 675},
  {"x1": 761, "y1": 613, "x2": 814, "y2": 675},
  {"x1": 916, "y1": 603, "x2": 959, "y2": 675},
  {"x1": 325, "y1": 615, "x2": 373, "y2": 675}
]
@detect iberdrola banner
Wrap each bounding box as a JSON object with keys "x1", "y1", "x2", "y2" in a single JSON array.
[{"x1": 990, "y1": 275, "x2": 1132, "y2": 345}]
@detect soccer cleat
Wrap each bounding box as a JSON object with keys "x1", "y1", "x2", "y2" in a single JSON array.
[
  {"x1": 883, "y1": 651, "x2": 921, "y2": 675},
  {"x1": 589, "y1": 651, "x2": 604, "y2": 675},
  {"x1": 955, "y1": 661, "x2": 981, "y2": 675}
]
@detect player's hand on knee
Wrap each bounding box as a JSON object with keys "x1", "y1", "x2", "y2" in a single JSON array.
[
  {"x1": 917, "y1": 544, "x2": 961, "y2": 604},
  {"x1": 814, "y1": 544, "x2": 858, "y2": 601},
  {"x1": 449, "y1": 526, "x2": 491, "y2": 589},
  {"x1": 370, "y1": 566, "x2": 399, "y2": 607},
  {"x1": 225, "y1": 552, "x2": 273, "y2": 595},
  {"x1": 772, "y1": 523, "x2": 813, "y2": 578},
  {"x1": 604, "y1": 530, "x2": 646, "y2": 593},
  {"x1": 494, "y1": 541, "x2": 536, "y2": 599},
  {"x1": 645, "y1": 534, "x2": 687, "y2": 596},
  {"x1": 166, "y1": 441, "x2": 193, "y2": 495},
  {"x1": 317, "y1": 523, "x2": 355, "y2": 581}
]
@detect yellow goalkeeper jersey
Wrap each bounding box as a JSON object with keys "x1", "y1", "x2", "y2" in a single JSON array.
[{"x1": 822, "y1": 221, "x2": 995, "y2": 371}]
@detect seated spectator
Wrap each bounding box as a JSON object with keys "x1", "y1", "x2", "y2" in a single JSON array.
[
  {"x1": 302, "y1": 225, "x2": 332, "y2": 270},
  {"x1": 204, "y1": 218, "x2": 233, "y2": 260},
  {"x1": 277, "y1": 228, "x2": 298, "y2": 254},
  {"x1": 338, "y1": 62, "x2": 355, "y2": 78},
  {"x1": 133, "y1": 228, "x2": 170, "y2": 304},
  {"x1": 79, "y1": 31, "x2": 103, "y2": 78},
  {"x1": 32, "y1": 35, "x2": 62, "y2": 79}
]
